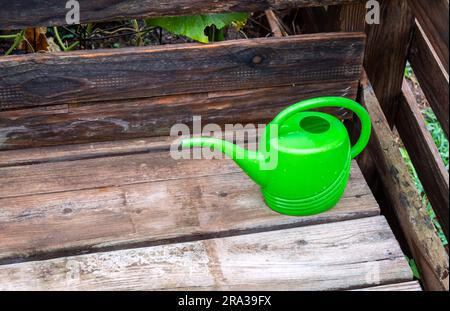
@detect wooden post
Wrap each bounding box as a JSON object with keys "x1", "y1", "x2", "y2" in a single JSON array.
[
  {"x1": 364, "y1": 0, "x2": 414, "y2": 126},
  {"x1": 327, "y1": 3, "x2": 366, "y2": 32}
]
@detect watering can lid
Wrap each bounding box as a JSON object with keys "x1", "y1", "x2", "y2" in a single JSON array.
[{"x1": 267, "y1": 111, "x2": 350, "y2": 153}]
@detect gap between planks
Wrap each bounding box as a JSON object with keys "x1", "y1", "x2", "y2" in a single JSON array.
[
  {"x1": 0, "y1": 216, "x2": 412, "y2": 291},
  {"x1": 0, "y1": 0, "x2": 365, "y2": 30}
]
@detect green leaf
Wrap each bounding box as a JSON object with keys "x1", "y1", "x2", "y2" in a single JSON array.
[
  {"x1": 146, "y1": 13, "x2": 249, "y2": 43},
  {"x1": 406, "y1": 257, "x2": 421, "y2": 279}
]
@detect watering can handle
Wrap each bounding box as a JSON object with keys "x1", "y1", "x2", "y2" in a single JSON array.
[{"x1": 271, "y1": 97, "x2": 372, "y2": 159}]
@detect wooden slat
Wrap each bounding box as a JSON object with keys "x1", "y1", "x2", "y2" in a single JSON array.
[
  {"x1": 360, "y1": 71, "x2": 449, "y2": 291},
  {"x1": 0, "y1": 81, "x2": 358, "y2": 151},
  {"x1": 407, "y1": 0, "x2": 449, "y2": 73},
  {"x1": 0, "y1": 161, "x2": 378, "y2": 263},
  {"x1": 0, "y1": 0, "x2": 364, "y2": 30},
  {"x1": 0, "y1": 136, "x2": 174, "y2": 168},
  {"x1": 0, "y1": 216, "x2": 412, "y2": 291},
  {"x1": 354, "y1": 281, "x2": 422, "y2": 291},
  {"x1": 397, "y1": 80, "x2": 449, "y2": 240},
  {"x1": 409, "y1": 22, "x2": 449, "y2": 138},
  {"x1": 364, "y1": 0, "x2": 414, "y2": 126},
  {"x1": 0, "y1": 127, "x2": 259, "y2": 167},
  {"x1": 0, "y1": 136, "x2": 373, "y2": 199},
  {"x1": 0, "y1": 131, "x2": 379, "y2": 262},
  {"x1": 0, "y1": 33, "x2": 365, "y2": 111},
  {"x1": 0, "y1": 151, "x2": 234, "y2": 199}
]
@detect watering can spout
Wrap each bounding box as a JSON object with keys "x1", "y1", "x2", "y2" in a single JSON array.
[{"x1": 181, "y1": 137, "x2": 268, "y2": 187}]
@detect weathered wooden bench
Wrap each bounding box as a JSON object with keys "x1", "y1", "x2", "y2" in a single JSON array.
[{"x1": 0, "y1": 0, "x2": 448, "y2": 291}]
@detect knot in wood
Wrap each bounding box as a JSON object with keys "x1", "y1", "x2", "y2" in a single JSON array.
[{"x1": 252, "y1": 55, "x2": 263, "y2": 64}]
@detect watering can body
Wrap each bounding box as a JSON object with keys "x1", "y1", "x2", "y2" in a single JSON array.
[{"x1": 182, "y1": 97, "x2": 371, "y2": 216}]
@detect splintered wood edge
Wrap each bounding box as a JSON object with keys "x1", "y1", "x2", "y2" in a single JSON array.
[{"x1": 353, "y1": 281, "x2": 422, "y2": 291}]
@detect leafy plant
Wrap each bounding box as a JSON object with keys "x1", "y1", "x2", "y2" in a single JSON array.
[
  {"x1": 53, "y1": 27, "x2": 79, "y2": 51},
  {"x1": 0, "y1": 30, "x2": 25, "y2": 55},
  {"x1": 404, "y1": 62, "x2": 413, "y2": 79},
  {"x1": 406, "y1": 256, "x2": 421, "y2": 279},
  {"x1": 146, "y1": 12, "x2": 249, "y2": 43},
  {"x1": 423, "y1": 108, "x2": 449, "y2": 169}
]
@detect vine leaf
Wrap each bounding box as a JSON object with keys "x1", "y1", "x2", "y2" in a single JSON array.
[
  {"x1": 21, "y1": 27, "x2": 49, "y2": 52},
  {"x1": 146, "y1": 13, "x2": 249, "y2": 43}
]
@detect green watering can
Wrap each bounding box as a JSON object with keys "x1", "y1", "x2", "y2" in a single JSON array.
[{"x1": 181, "y1": 97, "x2": 371, "y2": 216}]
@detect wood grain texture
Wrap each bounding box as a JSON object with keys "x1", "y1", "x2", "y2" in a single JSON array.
[
  {"x1": 0, "y1": 216, "x2": 412, "y2": 291},
  {"x1": 354, "y1": 281, "x2": 422, "y2": 291},
  {"x1": 328, "y1": 3, "x2": 366, "y2": 32},
  {"x1": 0, "y1": 33, "x2": 365, "y2": 111},
  {"x1": 397, "y1": 80, "x2": 449, "y2": 240},
  {"x1": 265, "y1": 10, "x2": 284, "y2": 37},
  {"x1": 407, "y1": 0, "x2": 449, "y2": 73},
  {"x1": 409, "y1": 22, "x2": 449, "y2": 138},
  {"x1": 0, "y1": 0, "x2": 364, "y2": 30},
  {"x1": 360, "y1": 71, "x2": 449, "y2": 291},
  {"x1": 0, "y1": 127, "x2": 262, "y2": 167},
  {"x1": 0, "y1": 151, "x2": 231, "y2": 199},
  {"x1": 289, "y1": 3, "x2": 366, "y2": 34},
  {"x1": 0, "y1": 130, "x2": 379, "y2": 262},
  {"x1": 0, "y1": 81, "x2": 358, "y2": 151},
  {"x1": 0, "y1": 136, "x2": 175, "y2": 168},
  {"x1": 364, "y1": 0, "x2": 414, "y2": 126},
  {"x1": 0, "y1": 159, "x2": 378, "y2": 263}
]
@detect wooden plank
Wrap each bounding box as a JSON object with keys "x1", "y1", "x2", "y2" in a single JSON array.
[
  {"x1": 0, "y1": 127, "x2": 263, "y2": 167},
  {"x1": 360, "y1": 71, "x2": 449, "y2": 291},
  {"x1": 0, "y1": 136, "x2": 175, "y2": 168},
  {"x1": 0, "y1": 33, "x2": 365, "y2": 111},
  {"x1": 364, "y1": 0, "x2": 414, "y2": 126},
  {"x1": 397, "y1": 80, "x2": 449, "y2": 240},
  {"x1": 354, "y1": 281, "x2": 422, "y2": 291},
  {"x1": 409, "y1": 22, "x2": 449, "y2": 138},
  {"x1": 0, "y1": 160, "x2": 378, "y2": 263},
  {"x1": 0, "y1": 133, "x2": 373, "y2": 199},
  {"x1": 407, "y1": 0, "x2": 449, "y2": 73},
  {"x1": 0, "y1": 81, "x2": 358, "y2": 151},
  {"x1": 0, "y1": 216, "x2": 412, "y2": 291},
  {"x1": 0, "y1": 150, "x2": 235, "y2": 199},
  {"x1": 0, "y1": 0, "x2": 364, "y2": 30}
]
